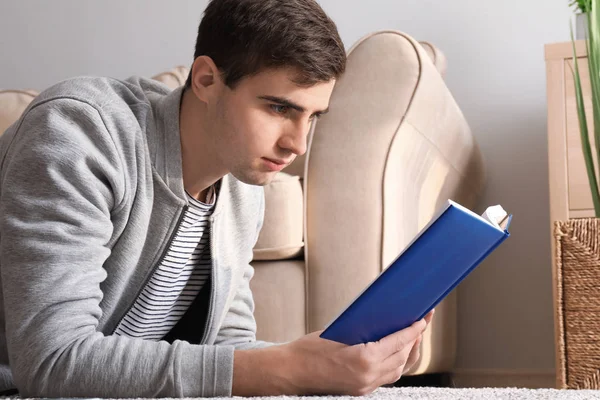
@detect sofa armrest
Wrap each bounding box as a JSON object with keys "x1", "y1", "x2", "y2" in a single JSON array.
[
  {"x1": 0, "y1": 90, "x2": 38, "y2": 135},
  {"x1": 303, "y1": 31, "x2": 485, "y2": 373}
]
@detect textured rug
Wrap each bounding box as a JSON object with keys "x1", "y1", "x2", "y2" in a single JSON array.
[
  {"x1": 364, "y1": 387, "x2": 600, "y2": 399},
  {"x1": 211, "y1": 387, "x2": 598, "y2": 399},
  {"x1": 218, "y1": 386, "x2": 595, "y2": 400},
  {"x1": 75, "y1": 387, "x2": 600, "y2": 399}
]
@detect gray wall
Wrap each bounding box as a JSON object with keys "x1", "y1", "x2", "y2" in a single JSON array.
[{"x1": 0, "y1": 0, "x2": 573, "y2": 377}]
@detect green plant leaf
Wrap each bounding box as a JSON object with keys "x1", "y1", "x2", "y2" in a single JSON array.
[
  {"x1": 570, "y1": 16, "x2": 600, "y2": 216},
  {"x1": 589, "y1": 1, "x2": 600, "y2": 207},
  {"x1": 571, "y1": 0, "x2": 591, "y2": 13}
]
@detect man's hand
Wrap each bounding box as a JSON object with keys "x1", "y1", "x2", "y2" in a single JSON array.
[
  {"x1": 281, "y1": 309, "x2": 434, "y2": 396},
  {"x1": 232, "y1": 310, "x2": 434, "y2": 397}
]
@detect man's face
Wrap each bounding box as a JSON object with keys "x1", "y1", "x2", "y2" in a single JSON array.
[{"x1": 209, "y1": 68, "x2": 335, "y2": 186}]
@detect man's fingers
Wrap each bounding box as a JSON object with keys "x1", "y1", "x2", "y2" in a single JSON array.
[
  {"x1": 377, "y1": 336, "x2": 418, "y2": 386},
  {"x1": 402, "y1": 334, "x2": 422, "y2": 374},
  {"x1": 355, "y1": 312, "x2": 432, "y2": 389},
  {"x1": 378, "y1": 318, "x2": 426, "y2": 356},
  {"x1": 424, "y1": 309, "x2": 435, "y2": 324}
]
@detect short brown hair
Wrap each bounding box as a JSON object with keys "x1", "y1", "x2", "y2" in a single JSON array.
[{"x1": 185, "y1": 0, "x2": 346, "y2": 89}]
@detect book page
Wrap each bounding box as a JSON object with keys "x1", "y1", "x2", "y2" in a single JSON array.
[
  {"x1": 449, "y1": 200, "x2": 510, "y2": 231},
  {"x1": 481, "y1": 205, "x2": 509, "y2": 230}
]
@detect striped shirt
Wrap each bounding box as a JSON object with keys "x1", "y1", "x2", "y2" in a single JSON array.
[{"x1": 114, "y1": 185, "x2": 216, "y2": 340}]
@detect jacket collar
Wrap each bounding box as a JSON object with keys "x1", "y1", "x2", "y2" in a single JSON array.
[{"x1": 148, "y1": 85, "x2": 187, "y2": 202}]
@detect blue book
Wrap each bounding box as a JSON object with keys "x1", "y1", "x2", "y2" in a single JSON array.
[{"x1": 319, "y1": 199, "x2": 512, "y2": 345}]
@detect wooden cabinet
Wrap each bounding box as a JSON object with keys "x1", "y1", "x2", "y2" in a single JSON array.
[
  {"x1": 545, "y1": 40, "x2": 596, "y2": 220},
  {"x1": 545, "y1": 39, "x2": 596, "y2": 389}
]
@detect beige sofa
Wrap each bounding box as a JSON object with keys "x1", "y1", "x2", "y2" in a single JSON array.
[{"x1": 0, "y1": 31, "x2": 485, "y2": 376}]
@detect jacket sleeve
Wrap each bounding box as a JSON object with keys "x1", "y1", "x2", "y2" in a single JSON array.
[
  {"x1": 213, "y1": 188, "x2": 277, "y2": 350},
  {"x1": 0, "y1": 99, "x2": 235, "y2": 398}
]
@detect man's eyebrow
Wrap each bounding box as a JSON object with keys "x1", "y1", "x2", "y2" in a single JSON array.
[{"x1": 257, "y1": 95, "x2": 329, "y2": 115}]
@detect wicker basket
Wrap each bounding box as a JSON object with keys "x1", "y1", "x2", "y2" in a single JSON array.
[{"x1": 554, "y1": 218, "x2": 600, "y2": 389}]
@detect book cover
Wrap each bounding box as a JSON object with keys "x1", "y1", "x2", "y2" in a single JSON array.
[{"x1": 319, "y1": 199, "x2": 512, "y2": 346}]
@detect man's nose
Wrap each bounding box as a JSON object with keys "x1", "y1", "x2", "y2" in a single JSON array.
[{"x1": 279, "y1": 120, "x2": 312, "y2": 156}]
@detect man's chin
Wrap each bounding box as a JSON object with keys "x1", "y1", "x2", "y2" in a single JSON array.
[{"x1": 231, "y1": 170, "x2": 277, "y2": 186}]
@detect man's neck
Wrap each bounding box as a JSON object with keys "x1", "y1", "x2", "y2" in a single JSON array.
[
  {"x1": 192, "y1": 184, "x2": 214, "y2": 204},
  {"x1": 179, "y1": 88, "x2": 225, "y2": 201}
]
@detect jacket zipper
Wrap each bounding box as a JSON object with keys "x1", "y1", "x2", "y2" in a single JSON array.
[
  {"x1": 110, "y1": 205, "x2": 188, "y2": 334},
  {"x1": 199, "y1": 215, "x2": 216, "y2": 344}
]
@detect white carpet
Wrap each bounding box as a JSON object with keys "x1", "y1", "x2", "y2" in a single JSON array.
[
  {"x1": 184, "y1": 387, "x2": 599, "y2": 400},
  {"x1": 367, "y1": 387, "x2": 600, "y2": 399}
]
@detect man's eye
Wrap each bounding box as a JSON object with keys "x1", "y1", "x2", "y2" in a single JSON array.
[{"x1": 270, "y1": 104, "x2": 289, "y2": 115}]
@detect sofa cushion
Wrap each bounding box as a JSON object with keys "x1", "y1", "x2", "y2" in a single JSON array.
[
  {"x1": 152, "y1": 66, "x2": 190, "y2": 90},
  {"x1": 0, "y1": 90, "x2": 38, "y2": 135},
  {"x1": 253, "y1": 172, "x2": 304, "y2": 261}
]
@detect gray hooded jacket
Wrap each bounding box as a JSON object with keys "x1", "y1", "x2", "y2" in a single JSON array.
[{"x1": 0, "y1": 76, "x2": 271, "y2": 398}]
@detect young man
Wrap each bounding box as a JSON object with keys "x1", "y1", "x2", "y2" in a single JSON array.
[{"x1": 0, "y1": 0, "x2": 433, "y2": 397}]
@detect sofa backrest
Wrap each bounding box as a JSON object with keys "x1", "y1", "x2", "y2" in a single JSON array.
[
  {"x1": 0, "y1": 68, "x2": 190, "y2": 137},
  {"x1": 282, "y1": 40, "x2": 448, "y2": 179}
]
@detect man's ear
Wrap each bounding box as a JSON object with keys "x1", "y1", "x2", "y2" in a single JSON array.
[{"x1": 190, "y1": 56, "x2": 222, "y2": 104}]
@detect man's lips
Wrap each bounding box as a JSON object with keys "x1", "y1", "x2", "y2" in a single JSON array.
[
  {"x1": 262, "y1": 158, "x2": 290, "y2": 171},
  {"x1": 263, "y1": 157, "x2": 291, "y2": 166}
]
